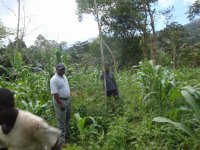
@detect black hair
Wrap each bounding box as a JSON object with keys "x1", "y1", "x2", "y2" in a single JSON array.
[
  {"x1": 104, "y1": 63, "x2": 110, "y2": 67},
  {"x1": 0, "y1": 88, "x2": 15, "y2": 107}
]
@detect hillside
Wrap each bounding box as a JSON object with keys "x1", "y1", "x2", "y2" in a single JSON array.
[{"x1": 184, "y1": 18, "x2": 200, "y2": 44}]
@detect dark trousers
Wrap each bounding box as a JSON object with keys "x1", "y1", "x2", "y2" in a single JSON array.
[
  {"x1": 106, "y1": 89, "x2": 119, "y2": 100},
  {"x1": 53, "y1": 98, "x2": 71, "y2": 143}
]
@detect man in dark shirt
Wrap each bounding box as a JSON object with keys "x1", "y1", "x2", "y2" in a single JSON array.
[{"x1": 101, "y1": 64, "x2": 119, "y2": 99}]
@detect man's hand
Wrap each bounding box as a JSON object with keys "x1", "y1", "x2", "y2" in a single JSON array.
[
  {"x1": 59, "y1": 102, "x2": 65, "y2": 111},
  {"x1": 54, "y1": 94, "x2": 65, "y2": 111}
]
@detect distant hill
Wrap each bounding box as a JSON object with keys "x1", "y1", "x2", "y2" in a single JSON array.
[{"x1": 184, "y1": 18, "x2": 200, "y2": 45}]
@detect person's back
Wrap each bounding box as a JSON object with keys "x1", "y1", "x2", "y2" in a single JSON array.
[
  {"x1": 0, "y1": 88, "x2": 61, "y2": 150},
  {"x1": 0, "y1": 110, "x2": 61, "y2": 150}
]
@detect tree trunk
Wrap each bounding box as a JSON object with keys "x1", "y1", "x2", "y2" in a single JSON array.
[
  {"x1": 142, "y1": 5, "x2": 149, "y2": 59},
  {"x1": 16, "y1": 0, "x2": 20, "y2": 51},
  {"x1": 147, "y1": 2, "x2": 157, "y2": 64},
  {"x1": 102, "y1": 39, "x2": 117, "y2": 72},
  {"x1": 94, "y1": 0, "x2": 107, "y2": 98}
]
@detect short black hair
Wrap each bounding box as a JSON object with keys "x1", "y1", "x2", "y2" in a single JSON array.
[
  {"x1": 104, "y1": 63, "x2": 110, "y2": 67},
  {"x1": 0, "y1": 88, "x2": 15, "y2": 107},
  {"x1": 56, "y1": 63, "x2": 65, "y2": 70}
]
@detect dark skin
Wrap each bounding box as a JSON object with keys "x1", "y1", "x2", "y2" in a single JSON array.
[
  {"x1": 53, "y1": 68, "x2": 66, "y2": 111},
  {"x1": 105, "y1": 66, "x2": 110, "y2": 73},
  {"x1": 0, "y1": 104, "x2": 61, "y2": 150}
]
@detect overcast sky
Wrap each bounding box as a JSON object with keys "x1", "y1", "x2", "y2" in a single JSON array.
[{"x1": 0, "y1": 0, "x2": 196, "y2": 47}]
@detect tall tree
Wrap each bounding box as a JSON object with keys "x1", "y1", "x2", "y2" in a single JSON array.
[
  {"x1": 187, "y1": 0, "x2": 200, "y2": 20},
  {"x1": 76, "y1": 0, "x2": 159, "y2": 66},
  {"x1": 0, "y1": 20, "x2": 9, "y2": 47},
  {"x1": 157, "y1": 22, "x2": 188, "y2": 69},
  {"x1": 76, "y1": 0, "x2": 142, "y2": 67},
  {"x1": 142, "y1": 0, "x2": 158, "y2": 63}
]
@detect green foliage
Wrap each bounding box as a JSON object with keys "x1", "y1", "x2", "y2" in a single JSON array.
[
  {"x1": 0, "y1": 21, "x2": 7, "y2": 38},
  {"x1": 1, "y1": 56, "x2": 200, "y2": 149},
  {"x1": 102, "y1": 117, "x2": 129, "y2": 150},
  {"x1": 74, "y1": 113, "x2": 104, "y2": 144},
  {"x1": 153, "y1": 117, "x2": 195, "y2": 139},
  {"x1": 153, "y1": 84, "x2": 200, "y2": 146},
  {"x1": 13, "y1": 51, "x2": 24, "y2": 69},
  {"x1": 0, "y1": 21, "x2": 7, "y2": 47},
  {"x1": 74, "y1": 113, "x2": 95, "y2": 141},
  {"x1": 75, "y1": 0, "x2": 152, "y2": 67},
  {"x1": 0, "y1": 66, "x2": 54, "y2": 124},
  {"x1": 137, "y1": 60, "x2": 179, "y2": 114},
  {"x1": 73, "y1": 113, "x2": 104, "y2": 150},
  {"x1": 157, "y1": 22, "x2": 188, "y2": 52},
  {"x1": 0, "y1": 20, "x2": 13, "y2": 47},
  {"x1": 187, "y1": 0, "x2": 200, "y2": 20},
  {"x1": 157, "y1": 22, "x2": 188, "y2": 68},
  {"x1": 1, "y1": 1, "x2": 200, "y2": 149}
]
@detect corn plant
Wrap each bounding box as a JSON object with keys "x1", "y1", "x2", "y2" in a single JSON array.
[
  {"x1": 153, "y1": 85, "x2": 200, "y2": 143},
  {"x1": 8, "y1": 50, "x2": 25, "y2": 79},
  {"x1": 0, "y1": 66, "x2": 54, "y2": 124},
  {"x1": 137, "y1": 60, "x2": 178, "y2": 114},
  {"x1": 74, "y1": 113, "x2": 104, "y2": 145}
]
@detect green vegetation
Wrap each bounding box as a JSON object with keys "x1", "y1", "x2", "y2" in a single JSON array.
[
  {"x1": 1, "y1": 0, "x2": 200, "y2": 149},
  {"x1": 1, "y1": 59, "x2": 200, "y2": 149}
]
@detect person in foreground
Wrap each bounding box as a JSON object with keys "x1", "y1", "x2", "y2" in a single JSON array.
[
  {"x1": 0, "y1": 88, "x2": 62, "y2": 150},
  {"x1": 50, "y1": 63, "x2": 71, "y2": 146}
]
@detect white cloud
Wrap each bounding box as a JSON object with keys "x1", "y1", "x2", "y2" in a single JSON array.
[
  {"x1": 160, "y1": 15, "x2": 166, "y2": 21},
  {"x1": 0, "y1": 0, "x2": 99, "y2": 46},
  {"x1": 158, "y1": 0, "x2": 174, "y2": 8},
  {"x1": 183, "y1": 0, "x2": 196, "y2": 5}
]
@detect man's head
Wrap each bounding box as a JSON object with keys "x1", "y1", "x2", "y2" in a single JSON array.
[
  {"x1": 0, "y1": 88, "x2": 15, "y2": 124},
  {"x1": 104, "y1": 64, "x2": 110, "y2": 73},
  {"x1": 56, "y1": 63, "x2": 65, "y2": 76}
]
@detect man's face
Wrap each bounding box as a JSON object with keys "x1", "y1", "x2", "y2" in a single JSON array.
[
  {"x1": 57, "y1": 68, "x2": 65, "y2": 76},
  {"x1": 105, "y1": 66, "x2": 109, "y2": 73}
]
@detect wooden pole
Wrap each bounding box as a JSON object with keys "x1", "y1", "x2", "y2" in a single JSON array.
[
  {"x1": 102, "y1": 39, "x2": 117, "y2": 72},
  {"x1": 94, "y1": 0, "x2": 107, "y2": 98}
]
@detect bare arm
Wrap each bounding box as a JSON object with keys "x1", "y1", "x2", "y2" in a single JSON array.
[{"x1": 51, "y1": 139, "x2": 61, "y2": 150}]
